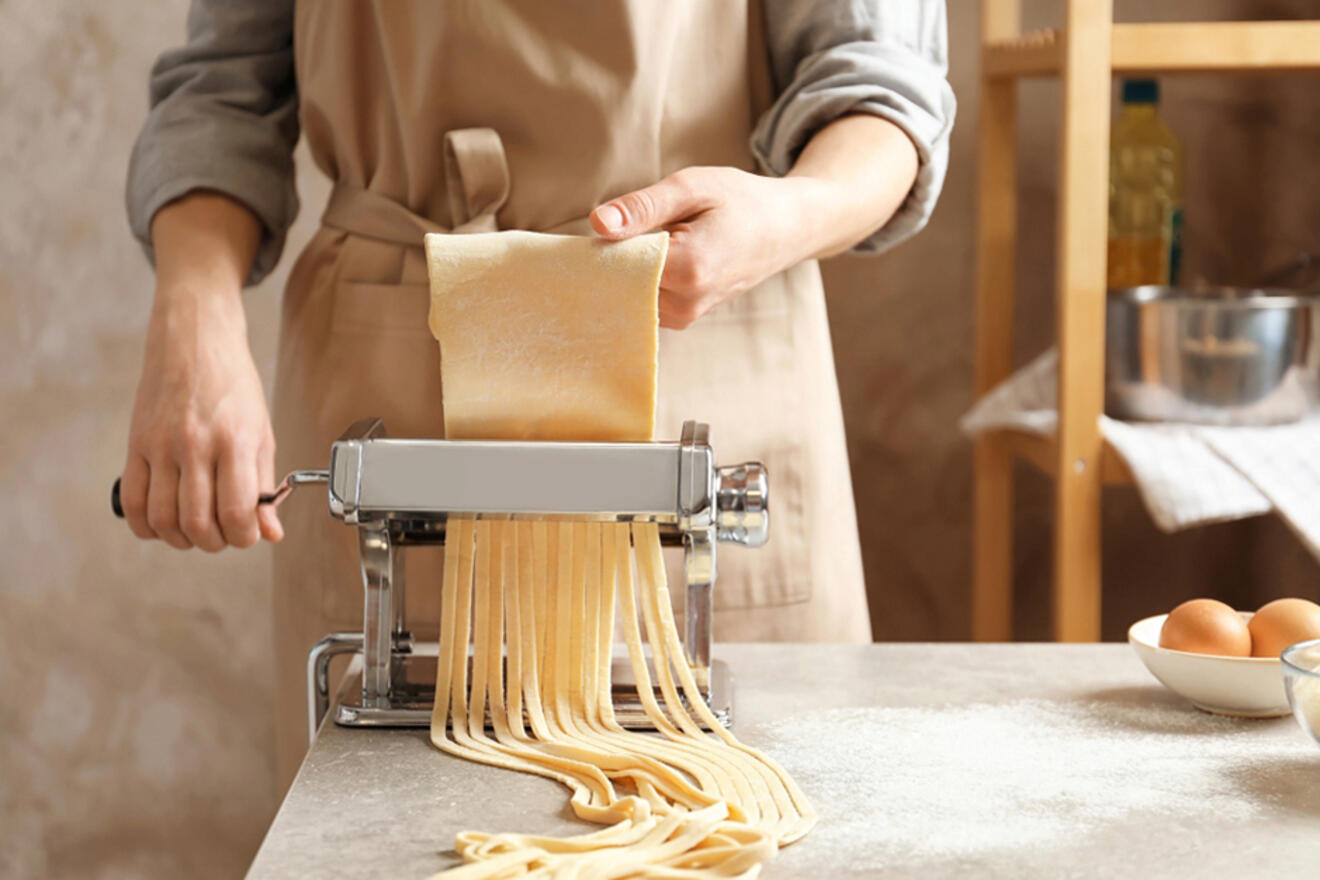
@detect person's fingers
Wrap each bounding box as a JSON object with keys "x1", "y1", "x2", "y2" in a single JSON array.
[
  {"x1": 590, "y1": 169, "x2": 715, "y2": 239},
  {"x1": 146, "y1": 461, "x2": 191, "y2": 549},
  {"x1": 658, "y1": 241, "x2": 711, "y2": 328},
  {"x1": 257, "y1": 499, "x2": 284, "y2": 543},
  {"x1": 658, "y1": 292, "x2": 701, "y2": 330},
  {"x1": 178, "y1": 460, "x2": 225, "y2": 553},
  {"x1": 658, "y1": 237, "x2": 714, "y2": 295},
  {"x1": 216, "y1": 444, "x2": 261, "y2": 549},
  {"x1": 120, "y1": 454, "x2": 157, "y2": 540},
  {"x1": 256, "y1": 434, "x2": 284, "y2": 543}
]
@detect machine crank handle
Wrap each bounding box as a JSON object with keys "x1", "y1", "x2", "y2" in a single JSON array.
[{"x1": 110, "y1": 469, "x2": 330, "y2": 518}]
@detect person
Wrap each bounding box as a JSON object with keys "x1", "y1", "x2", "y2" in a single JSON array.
[{"x1": 122, "y1": 1, "x2": 955, "y2": 789}]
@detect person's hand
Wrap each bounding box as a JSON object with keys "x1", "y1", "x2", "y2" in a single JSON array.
[
  {"x1": 119, "y1": 191, "x2": 281, "y2": 551},
  {"x1": 590, "y1": 166, "x2": 821, "y2": 329},
  {"x1": 589, "y1": 115, "x2": 920, "y2": 329},
  {"x1": 120, "y1": 287, "x2": 282, "y2": 551}
]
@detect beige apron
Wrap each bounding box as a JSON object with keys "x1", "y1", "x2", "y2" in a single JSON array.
[{"x1": 272, "y1": 0, "x2": 870, "y2": 788}]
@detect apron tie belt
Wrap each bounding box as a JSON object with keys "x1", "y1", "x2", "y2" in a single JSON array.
[{"x1": 321, "y1": 127, "x2": 511, "y2": 246}]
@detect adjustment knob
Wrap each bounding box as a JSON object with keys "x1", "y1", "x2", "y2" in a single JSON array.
[{"x1": 716, "y1": 462, "x2": 769, "y2": 547}]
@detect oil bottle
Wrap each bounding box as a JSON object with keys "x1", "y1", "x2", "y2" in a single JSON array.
[{"x1": 1107, "y1": 79, "x2": 1184, "y2": 287}]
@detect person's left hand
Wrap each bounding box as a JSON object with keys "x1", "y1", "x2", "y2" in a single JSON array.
[{"x1": 590, "y1": 167, "x2": 822, "y2": 329}]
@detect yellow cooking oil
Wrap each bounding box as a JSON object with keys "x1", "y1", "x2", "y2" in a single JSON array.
[{"x1": 1107, "y1": 79, "x2": 1184, "y2": 287}]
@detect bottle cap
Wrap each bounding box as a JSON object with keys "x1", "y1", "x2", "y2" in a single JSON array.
[{"x1": 1122, "y1": 78, "x2": 1159, "y2": 104}]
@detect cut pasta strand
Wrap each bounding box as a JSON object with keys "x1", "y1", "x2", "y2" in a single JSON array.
[
  {"x1": 423, "y1": 229, "x2": 810, "y2": 877},
  {"x1": 428, "y1": 521, "x2": 814, "y2": 878}
]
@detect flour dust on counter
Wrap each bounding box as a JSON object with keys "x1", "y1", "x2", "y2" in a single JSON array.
[{"x1": 760, "y1": 698, "x2": 1304, "y2": 867}]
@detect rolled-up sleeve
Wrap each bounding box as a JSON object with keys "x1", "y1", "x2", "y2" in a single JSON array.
[
  {"x1": 126, "y1": 0, "x2": 299, "y2": 285},
  {"x1": 753, "y1": 0, "x2": 956, "y2": 254}
]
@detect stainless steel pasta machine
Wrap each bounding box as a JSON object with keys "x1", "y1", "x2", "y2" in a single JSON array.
[{"x1": 262, "y1": 418, "x2": 770, "y2": 739}]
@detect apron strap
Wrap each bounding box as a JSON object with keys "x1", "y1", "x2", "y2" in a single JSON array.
[
  {"x1": 443, "y1": 128, "x2": 510, "y2": 232},
  {"x1": 321, "y1": 185, "x2": 445, "y2": 245},
  {"x1": 321, "y1": 127, "x2": 510, "y2": 244}
]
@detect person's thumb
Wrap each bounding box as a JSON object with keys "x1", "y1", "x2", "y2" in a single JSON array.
[{"x1": 590, "y1": 171, "x2": 709, "y2": 239}]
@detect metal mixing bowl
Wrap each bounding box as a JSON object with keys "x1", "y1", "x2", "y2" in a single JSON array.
[{"x1": 1105, "y1": 286, "x2": 1320, "y2": 425}]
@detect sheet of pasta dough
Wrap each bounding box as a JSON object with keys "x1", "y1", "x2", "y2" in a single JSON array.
[{"x1": 425, "y1": 230, "x2": 668, "y2": 442}]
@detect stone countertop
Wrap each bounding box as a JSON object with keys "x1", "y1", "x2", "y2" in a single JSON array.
[{"x1": 246, "y1": 644, "x2": 1320, "y2": 878}]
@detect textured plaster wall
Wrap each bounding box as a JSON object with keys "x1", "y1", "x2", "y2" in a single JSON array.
[
  {"x1": 0, "y1": 0, "x2": 1316, "y2": 877},
  {"x1": 0, "y1": 1, "x2": 328, "y2": 876}
]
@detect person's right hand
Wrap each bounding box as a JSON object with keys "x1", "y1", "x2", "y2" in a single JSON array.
[
  {"x1": 119, "y1": 191, "x2": 282, "y2": 551},
  {"x1": 120, "y1": 287, "x2": 283, "y2": 551}
]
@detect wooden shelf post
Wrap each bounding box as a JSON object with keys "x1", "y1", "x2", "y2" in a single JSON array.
[
  {"x1": 972, "y1": 0, "x2": 1022, "y2": 641},
  {"x1": 1052, "y1": 0, "x2": 1112, "y2": 641}
]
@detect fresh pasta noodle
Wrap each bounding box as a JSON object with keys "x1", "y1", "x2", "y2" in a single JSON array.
[
  {"x1": 423, "y1": 229, "x2": 815, "y2": 877},
  {"x1": 428, "y1": 519, "x2": 814, "y2": 878}
]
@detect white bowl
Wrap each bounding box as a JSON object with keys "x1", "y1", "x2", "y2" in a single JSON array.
[{"x1": 1128, "y1": 613, "x2": 1290, "y2": 717}]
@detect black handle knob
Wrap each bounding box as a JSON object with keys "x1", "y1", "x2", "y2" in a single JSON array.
[{"x1": 111, "y1": 474, "x2": 293, "y2": 520}]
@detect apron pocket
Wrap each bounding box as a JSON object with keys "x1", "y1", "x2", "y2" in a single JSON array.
[
  {"x1": 655, "y1": 271, "x2": 813, "y2": 611},
  {"x1": 329, "y1": 280, "x2": 434, "y2": 335},
  {"x1": 318, "y1": 277, "x2": 817, "y2": 620},
  {"x1": 319, "y1": 280, "x2": 444, "y2": 625},
  {"x1": 709, "y1": 440, "x2": 811, "y2": 611}
]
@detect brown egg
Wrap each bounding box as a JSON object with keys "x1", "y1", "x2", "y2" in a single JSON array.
[
  {"x1": 1159, "y1": 598, "x2": 1251, "y2": 656},
  {"x1": 1248, "y1": 598, "x2": 1320, "y2": 658}
]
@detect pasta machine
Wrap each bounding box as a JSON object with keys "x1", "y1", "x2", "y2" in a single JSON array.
[{"x1": 267, "y1": 418, "x2": 768, "y2": 739}]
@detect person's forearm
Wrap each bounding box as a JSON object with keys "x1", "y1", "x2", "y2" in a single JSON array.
[
  {"x1": 123, "y1": 189, "x2": 282, "y2": 551},
  {"x1": 150, "y1": 190, "x2": 262, "y2": 305},
  {"x1": 786, "y1": 114, "x2": 920, "y2": 261}
]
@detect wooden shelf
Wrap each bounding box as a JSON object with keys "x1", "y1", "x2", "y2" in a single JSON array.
[
  {"x1": 984, "y1": 28, "x2": 1061, "y2": 77},
  {"x1": 985, "y1": 21, "x2": 1320, "y2": 79},
  {"x1": 973, "y1": 2, "x2": 1320, "y2": 644},
  {"x1": 992, "y1": 428, "x2": 1134, "y2": 486}
]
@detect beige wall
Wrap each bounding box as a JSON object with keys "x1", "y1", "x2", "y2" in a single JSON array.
[
  {"x1": 1, "y1": 0, "x2": 1316, "y2": 876},
  {"x1": 1, "y1": 2, "x2": 328, "y2": 875}
]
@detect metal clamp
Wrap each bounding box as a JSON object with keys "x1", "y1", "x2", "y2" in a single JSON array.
[{"x1": 307, "y1": 632, "x2": 363, "y2": 742}]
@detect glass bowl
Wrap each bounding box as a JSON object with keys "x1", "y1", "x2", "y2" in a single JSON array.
[{"x1": 1280, "y1": 638, "x2": 1320, "y2": 747}]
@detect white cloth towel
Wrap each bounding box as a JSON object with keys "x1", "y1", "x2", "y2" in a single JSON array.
[{"x1": 961, "y1": 349, "x2": 1320, "y2": 561}]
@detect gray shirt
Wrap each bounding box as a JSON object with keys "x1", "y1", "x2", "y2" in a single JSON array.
[{"x1": 127, "y1": 0, "x2": 955, "y2": 285}]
